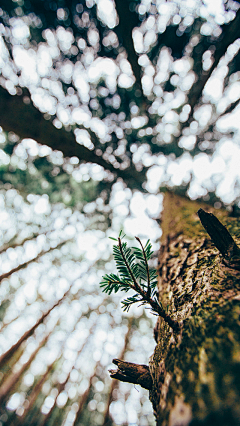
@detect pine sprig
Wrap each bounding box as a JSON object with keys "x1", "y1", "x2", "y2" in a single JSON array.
[{"x1": 100, "y1": 233, "x2": 180, "y2": 332}]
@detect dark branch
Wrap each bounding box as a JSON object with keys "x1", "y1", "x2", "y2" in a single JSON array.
[
  {"x1": 0, "y1": 86, "x2": 145, "y2": 190},
  {"x1": 114, "y1": 0, "x2": 146, "y2": 102},
  {"x1": 198, "y1": 209, "x2": 240, "y2": 270},
  {"x1": 188, "y1": 9, "x2": 240, "y2": 119},
  {"x1": 109, "y1": 359, "x2": 152, "y2": 390}
]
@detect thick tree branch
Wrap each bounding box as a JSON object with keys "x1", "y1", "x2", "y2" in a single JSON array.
[
  {"x1": 0, "y1": 86, "x2": 145, "y2": 189},
  {"x1": 187, "y1": 8, "x2": 240, "y2": 121},
  {"x1": 114, "y1": 0, "x2": 145, "y2": 98}
]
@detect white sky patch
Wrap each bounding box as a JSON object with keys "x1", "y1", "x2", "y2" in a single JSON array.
[
  {"x1": 142, "y1": 74, "x2": 153, "y2": 95},
  {"x1": 34, "y1": 196, "x2": 50, "y2": 215},
  {"x1": 75, "y1": 129, "x2": 94, "y2": 150},
  {"x1": 90, "y1": 117, "x2": 108, "y2": 139},
  {"x1": 88, "y1": 28, "x2": 99, "y2": 47},
  {"x1": 0, "y1": 36, "x2": 9, "y2": 67},
  {"x1": 227, "y1": 81, "x2": 240, "y2": 103},
  {"x1": 215, "y1": 140, "x2": 240, "y2": 203},
  {"x1": 109, "y1": 182, "x2": 132, "y2": 206},
  {"x1": 194, "y1": 105, "x2": 213, "y2": 127},
  {"x1": 170, "y1": 155, "x2": 193, "y2": 186},
  {"x1": 6, "y1": 393, "x2": 24, "y2": 411},
  {"x1": 114, "y1": 203, "x2": 129, "y2": 217},
  {"x1": 218, "y1": 139, "x2": 240, "y2": 160},
  {"x1": 56, "y1": 105, "x2": 70, "y2": 124},
  {"x1": 77, "y1": 231, "x2": 105, "y2": 261},
  {"x1": 146, "y1": 165, "x2": 165, "y2": 193},
  {"x1": 125, "y1": 213, "x2": 161, "y2": 243},
  {"x1": 130, "y1": 192, "x2": 146, "y2": 216},
  {"x1": 216, "y1": 105, "x2": 240, "y2": 131},
  {"x1": 145, "y1": 193, "x2": 163, "y2": 216},
  {"x1": 73, "y1": 74, "x2": 90, "y2": 102},
  {"x1": 188, "y1": 181, "x2": 208, "y2": 199},
  {"x1": 204, "y1": 75, "x2": 223, "y2": 101},
  {"x1": 96, "y1": 0, "x2": 118, "y2": 29},
  {"x1": 131, "y1": 116, "x2": 148, "y2": 129},
  {"x1": 11, "y1": 18, "x2": 30, "y2": 41},
  {"x1": 33, "y1": 90, "x2": 56, "y2": 115},
  {"x1": 25, "y1": 241, "x2": 39, "y2": 259},
  {"x1": 72, "y1": 108, "x2": 91, "y2": 125},
  {"x1": 118, "y1": 73, "x2": 135, "y2": 88},
  {"x1": 88, "y1": 58, "x2": 118, "y2": 92},
  {"x1": 172, "y1": 57, "x2": 192, "y2": 77},
  {"x1": 13, "y1": 46, "x2": 38, "y2": 83},
  {"x1": 22, "y1": 139, "x2": 39, "y2": 156},
  {"x1": 37, "y1": 46, "x2": 53, "y2": 76},
  {"x1": 133, "y1": 29, "x2": 144, "y2": 53},
  {"x1": 179, "y1": 135, "x2": 196, "y2": 150},
  {"x1": 124, "y1": 192, "x2": 162, "y2": 243},
  {"x1": 201, "y1": 0, "x2": 226, "y2": 24},
  {"x1": 192, "y1": 153, "x2": 212, "y2": 180}
]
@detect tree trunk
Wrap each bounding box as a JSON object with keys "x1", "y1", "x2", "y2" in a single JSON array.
[{"x1": 149, "y1": 191, "x2": 240, "y2": 425}]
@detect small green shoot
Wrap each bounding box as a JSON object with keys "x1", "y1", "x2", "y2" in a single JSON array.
[{"x1": 100, "y1": 232, "x2": 180, "y2": 331}]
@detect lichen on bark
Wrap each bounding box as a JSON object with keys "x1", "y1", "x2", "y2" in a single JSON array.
[{"x1": 150, "y1": 191, "x2": 240, "y2": 426}]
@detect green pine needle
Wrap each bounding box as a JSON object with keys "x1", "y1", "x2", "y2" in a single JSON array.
[{"x1": 100, "y1": 232, "x2": 160, "y2": 316}]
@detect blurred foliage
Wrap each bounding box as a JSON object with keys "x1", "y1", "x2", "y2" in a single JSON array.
[
  {"x1": 0, "y1": 0, "x2": 239, "y2": 206},
  {"x1": 0, "y1": 133, "x2": 113, "y2": 230}
]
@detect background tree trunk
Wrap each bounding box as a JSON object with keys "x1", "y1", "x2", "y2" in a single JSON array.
[{"x1": 150, "y1": 191, "x2": 240, "y2": 426}]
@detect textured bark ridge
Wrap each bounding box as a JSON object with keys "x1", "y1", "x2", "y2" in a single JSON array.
[{"x1": 150, "y1": 192, "x2": 240, "y2": 426}]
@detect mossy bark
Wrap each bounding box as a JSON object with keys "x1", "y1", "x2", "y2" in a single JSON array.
[{"x1": 149, "y1": 191, "x2": 240, "y2": 426}]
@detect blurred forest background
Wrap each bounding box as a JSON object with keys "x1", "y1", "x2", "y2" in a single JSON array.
[{"x1": 0, "y1": 0, "x2": 240, "y2": 425}]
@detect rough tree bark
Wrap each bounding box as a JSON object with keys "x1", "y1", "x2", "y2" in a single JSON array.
[
  {"x1": 150, "y1": 191, "x2": 240, "y2": 426},
  {"x1": 111, "y1": 191, "x2": 240, "y2": 425}
]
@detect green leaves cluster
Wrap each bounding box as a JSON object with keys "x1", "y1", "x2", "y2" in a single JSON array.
[{"x1": 100, "y1": 232, "x2": 161, "y2": 315}]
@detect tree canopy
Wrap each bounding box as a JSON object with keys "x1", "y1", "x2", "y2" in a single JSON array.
[
  {"x1": 0, "y1": 0, "x2": 240, "y2": 206},
  {"x1": 0, "y1": 0, "x2": 240, "y2": 424}
]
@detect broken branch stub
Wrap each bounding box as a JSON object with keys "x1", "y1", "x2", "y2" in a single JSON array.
[
  {"x1": 109, "y1": 359, "x2": 153, "y2": 390},
  {"x1": 198, "y1": 209, "x2": 240, "y2": 270}
]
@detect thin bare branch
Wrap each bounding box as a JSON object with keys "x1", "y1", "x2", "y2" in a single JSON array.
[
  {"x1": 0, "y1": 238, "x2": 72, "y2": 283},
  {"x1": 187, "y1": 9, "x2": 240, "y2": 121},
  {"x1": 0, "y1": 287, "x2": 70, "y2": 367},
  {"x1": 103, "y1": 319, "x2": 132, "y2": 425},
  {"x1": 0, "y1": 333, "x2": 50, "y2": 404}
]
